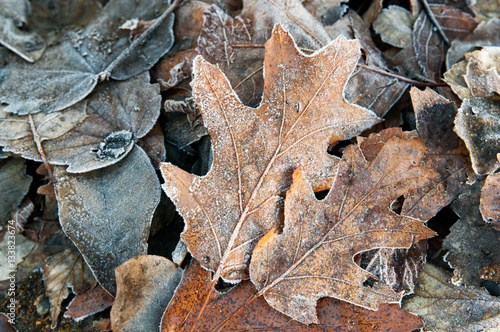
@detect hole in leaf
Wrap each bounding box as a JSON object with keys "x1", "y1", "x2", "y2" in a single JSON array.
[
  {"x1": 362, "y1": 276, "x2": 377, "y2": 288},
  {"x1": 390, "y1": 195, "x2": 405, "y2": 215},
  {"x1": 426, "y1": 205, "x2": 459, "y2": 258},
  {"x1": 314, "y1": 189, "x2": 329, "y2": 200},
  {"x1": 481, "y1": 280, "x2": 500, "y2": 297},
  {"x1": 215, "y1": 277, "x2": 238, "y2": 294},
  {"x1": 328, "y1": 139, "x2": 352, "y2": 158}
]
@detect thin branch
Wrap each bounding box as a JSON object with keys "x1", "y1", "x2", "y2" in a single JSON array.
[
  {"x1": 100, "y1": 0, "x2": 182, "y2": 80},
  {"x1": 420, "y1": 0, "x2": 450, "y2": 46},
  {"x1": 231, "y1": 44, "x2": 447, "y2": 87}
]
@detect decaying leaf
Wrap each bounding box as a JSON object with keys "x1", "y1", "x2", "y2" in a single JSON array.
[
  {"x1": 111, "y1": 255, "x2": 183, "y2": 332},
  {"x1": 64, "y1": 285, "x2": 114, "y2": 322},
  {"x1": 480, "y1": 165, "x2": 500, "y2": 230},
  {"x1": 0, "y1": 14, "x2": 45, "y2": 62},
  {"x1": 0, "y1": 0, "x2": 174, "y2": 115},
  {"x1": 403, "y1": 263, "x2": 500, "y2": 331},
  {"x1": 469, "y1": 0, "x2": 500, "y2": 21},
  {"x1": 1, "y1": 71, "x2": 160, "y2": 173},
  {"x1": 0, "y1": 232, "x2": 35, "y2": 281},
  {"x1": 447, "y1": 18, "x2": 500, "y2": 69},
  {"x1": 445, "y1": 47, "x2": 500, "y2": 100},
  {"x1": 250, "y1": 137, "x2": 436, "y2": 324},
  {"x1": 162, "y1": 260, "x2": 424, "y2": 331},
  {"x1": 373, "y1": 6, "x2": 414, "y2": 48},
  {"x1": 161, "y1": 25, "x2": 379, "y2": 283},
  {"x1": 455, "y1": 98, "x2": 500, "y2": 175},
  {"x1": 54, "y1": 146, "x2": 161, "y2": 295},
  {"x1": 69, "y1": 0, "x2": 175, "y2": 80},
  {"x1": 41, "y1": 247, "x2": 96, "y2": 328},
  {"x1": 0, "y1": 158, "x2": 32, "y2": 224},
  {"x1": 443, "y1": 180, "x2": 500, "y2": 286}
]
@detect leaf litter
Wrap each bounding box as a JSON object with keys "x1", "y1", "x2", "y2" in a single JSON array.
[{"x1": 1, "y1": 0, "x2": 500, "y2": 331}]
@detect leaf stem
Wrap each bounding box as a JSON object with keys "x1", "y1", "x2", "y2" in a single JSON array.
[
  {"x1": 99, "y1": 0, "x2": 182, "y2": 80},
  {"x1": 28, "y1": 114, "x2": 54, "y2": 182}
]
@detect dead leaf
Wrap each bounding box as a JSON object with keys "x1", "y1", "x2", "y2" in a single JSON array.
[
  {"x1": 0, "y1": 158, "x2": 32, "y2": 224},
  {"x1": 0, "y1": 313, "x2": 17, "y2": 332},
  {"x1": 1, "y1": 71, "x2": 160, "y2": 173},
  {"x1": 445, "y1": 46, "x2": 500, "y2": 100},
  {"x1": 443, "y1": 180, "x2": 500, "y2": 286},
  {"x1": 161, "y1": 25, "x2": 379, "y2": 284},
  {"x1": 41, "y1": 247, "x2": 96, "y2": 328},
  {"x1": 402, "y1": 263, "x2": 500, "y2": 331},
  {"x1": 480, "y1": 168, "x2": 500, "y2": 230},
  {"x1": 162, "y1": 260, "x2": 424, "y2": 331},
  {"x1": 54, "y1": 145, "x2": 161, "y2": 295},
  {"x1": 111, "y1": 255, "x2": 183, "y2": 331},
  {"x1": 469, "y1": 0, "x2": 500, "y2": 22},
  {"x1": 10, "y1": 198, "x2": 34, "y2": 233},
  {"x1": 137, "y1": 122, "x2": 166, "y2": 169},
  {"x1": 447, "y1": 18, "x2": 500, "y2": 69},
  {"x1": 64, "y1": 285, "x2": 114, "y2": 321},
  {"x1": 373, "y1": 6, "x2": 414, "y2": 48},
  {"x1": 455, "y1": 98, "x2": 500, "y2": 175},
  {"x1": 250, "y1": 137, "x2": 436, "y2": 324},
  {"x1": 0, "y1": 232, "x2": 36, "y2": 281},
  {"x1": 163, "y1": 98, "x2": 208, "y2": 150},
  {"x1": 69, "y1": 0, "x2": 175, "y2": 80},
  {"x1": 0, "y1": 0, "x2": 174, "y2": 115},
  {"x1": 0, "y1": 14, "x2": 45, "y2": 62}
]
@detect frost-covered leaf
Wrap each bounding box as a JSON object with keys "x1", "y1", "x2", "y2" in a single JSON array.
[
  {"x1": 0, "y1": 158, "x2": 32, "y2": 225},
  {"x1": 69, "y1": 0, "x2": 174, "y2": 80},
  {"x1": 373, "y1": 6, "x2": 414, "y2": 48},
  {"x1": 162, "y1": 260, "x2": 424, "y2": 331},
  {"x1": 1, "y1": 71, "x2": 160, "y2": 173},
  {"x1": 0, "y1": 0, "x2": 174, "y2": 115},
  {"x1": 403, "y1": 263, "x2": 500, "y2": 331},
  {"x1": 0, "y1": 232, "x2": 35, "y2": 281},
  {"x1": 480, "y1": 167, "x2": 500, "y2": 231},
  {"x1": 41, "y1": 248, "x2": 96, "y2": 328},
  {"x1": 443, "y1": 180, "x2": 500, "y2": 286},
  {"x1": 0, "y1": 42, "x2": 98, "y2": 115},
  {"x1": 111, "y1": 255, "x2": 183, "y2": 331},
  {"x1": 64, "y1": 285, "x2": 114, "y2": 322},
  {"x1": 161, "y1": 25, "x2": 379, "y2": 284},
  {"x1": 163, "y1": 98, "x2": 208, "y2": 149},
  {"x1": 250, "y1": 137, "x2": 436, "y2": 324},
  {"x1": 0, "y1": 14, "x2": 45, "y2": 62},
  {"x1": 455, "y1": 98, "x2": 500, "y2": 175},
  {"x1": 54, "y1": 146, "x2": 161, "y2": 295}
]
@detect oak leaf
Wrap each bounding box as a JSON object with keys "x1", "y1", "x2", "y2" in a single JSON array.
[
  {"x1": 160, "y1": 24, "x2": 379, "y2": 282},
  {"x1": 162, "y1": 260, "x2": 424, "y2": 331},
  {"x1": 250, "y1": 137, "x2": 436, "y2": 324}
]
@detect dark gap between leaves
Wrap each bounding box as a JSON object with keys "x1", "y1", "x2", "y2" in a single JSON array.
[
  {"x1": 215, "y1": 277, "x2": 238, "y2": 294},
  {"x1": 426, "y1": 205, "x2": 459, "y2": 264},
  {"x1": 328, "y1": 139, "x2": 352, "y2": 158}
]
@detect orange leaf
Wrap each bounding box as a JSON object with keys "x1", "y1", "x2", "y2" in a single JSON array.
[
  {"x1": 250, "y1": 137, "x2": 436, "y2": 324},
  {"x1": 162, "y1": 260, "x2": 424, "y2": 331}
]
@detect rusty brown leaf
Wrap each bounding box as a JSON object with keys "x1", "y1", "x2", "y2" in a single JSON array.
[
  {"x1": 64, "y1": 285, "x2": 114, "y2": 322},
  {"x1": 480, "y1": 165, "x2": 500, "y2": 231},
  {"x1": 162, "y1": 260, "x2": 424, "y2": 331},
  {"x1": 161, "y1": 25, "x2": 379, "y2": 284},
  {"x1": 250, "y1": 137, "x2": 436, "y2": 324}
]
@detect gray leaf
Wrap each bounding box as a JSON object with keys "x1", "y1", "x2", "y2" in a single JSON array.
[
  {"x1": 0, "y1": 158, "x2": 32, "y2": 225},
  {"x1": 54, "y1": 145, "x2": 162, "y2": 295}
]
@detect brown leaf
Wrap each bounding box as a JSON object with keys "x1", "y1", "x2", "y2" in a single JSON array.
[
  {"x1": 137, "y1": 122, "x2": 166, "y2": 169},
  {"x1": 446, "y1": 18, "x2": 500, "y2": 69},
  {"x1": 443, "y1": 180, "x2": 500, "y2": 286},
  {"x1": 162, "y1": 260, "x2": 424, "y2": 331},
  {"x1": 161, "y1": 25, "x2": 379, "y2": 283},
  {"x1": 373, "y1": 5, "x2": 414, "y2": 48},
  {"x1": 469, "y1": 0, "x2": 500, "y2": 22},
  {"x1": 111, "y1": 255, "x2": 183, "y2": 332},
  {"x1": 480, "y1": 169, "x2": 500, "y2": 231},
  {"x1": 250, "y1": 137, "x2": 436, "y2": 324},
  {"x1": 64, "y1": 285, "x2": 114, "y2": 321},
  {"x1": 430, "y1": 4, "x2": 478, "y2": 41},
  {"x1": 41, "y1": 248, "x2": 96, "y2": 328},
  {"x1": 412, "y1": 10, "x2": 445, "y2": 82},
  {"x1": 402, "y1": 263, "x2": 500, "y2": 331}
]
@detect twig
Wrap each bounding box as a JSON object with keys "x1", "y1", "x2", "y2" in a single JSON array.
[
  {"x1": 99, "y1": 0, "x2": 182, "y2": 81},
  {"x1": 231, "y1": 44, "x2": 447, "y2": 87},
  {"x1": 28, "y1": 114, "x2": 54, "y2": 182},
  {"x1": 420, "y1": 0, "x2": 450, "y2": 46}
]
